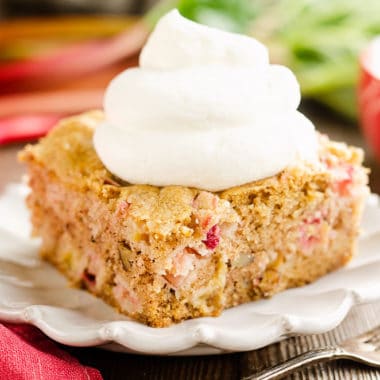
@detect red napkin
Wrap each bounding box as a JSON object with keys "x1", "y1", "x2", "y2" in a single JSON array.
[{"x1": 0, "y1": 323, "x2": 102, "y2": 380}]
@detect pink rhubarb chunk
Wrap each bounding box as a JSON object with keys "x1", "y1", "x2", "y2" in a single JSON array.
[{"x1": 203, "y1": 224, "x2": 220, "y2": 250}]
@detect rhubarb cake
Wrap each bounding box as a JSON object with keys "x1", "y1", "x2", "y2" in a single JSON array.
[
  {"x1": 19, "y1": 11, "x2": 369, "y2": 327},
  {"x1": 20, "y1": 111, "x2": 368, "y2": 327}
]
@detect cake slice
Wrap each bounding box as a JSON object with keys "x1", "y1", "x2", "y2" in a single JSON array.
[{"x1": 19, "y1": 111, "x2": 369, "y2": 327}]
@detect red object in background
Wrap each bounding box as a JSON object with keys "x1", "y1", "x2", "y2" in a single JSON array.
[
  {"x1": 0, "y1": 17, "x2": 144, "y2": 145},
  {"x1": 0, "y1": 58, "x2": 139, "y2": 145},
  {"x1": 0, "y1": 114, "x2": 62, "y2": 144},
  {"x1": 0, "y1": 21, "x2": 147, "y2": 91},
  {"x1": 358, "y1": 37, "x2": 380, "y2": 161}
]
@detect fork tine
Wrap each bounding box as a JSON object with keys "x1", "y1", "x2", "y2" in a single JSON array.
[
  {"x1": 347, "y1": 325, "x2": 380, "y2": 344},
  {"x1": 367, "y1": 332, "x2": 380, "y2": 346}
]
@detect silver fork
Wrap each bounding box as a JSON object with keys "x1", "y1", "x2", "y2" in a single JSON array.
[{"x1": 242, "y1": 325, "x2": 380, "y2": 380}]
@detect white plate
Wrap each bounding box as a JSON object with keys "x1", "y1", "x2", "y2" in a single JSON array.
[{"x1": 1, "y1": 183, "x2": 380, "y2": 356}]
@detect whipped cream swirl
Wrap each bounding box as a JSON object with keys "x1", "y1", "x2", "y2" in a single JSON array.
[{"x1": 94, "y1": 10, "x2": 318, "y2": 191}]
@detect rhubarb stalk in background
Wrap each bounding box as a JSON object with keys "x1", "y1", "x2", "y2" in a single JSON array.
[
  {"x1": 0, "y1": 115, "x2": 62, "y2": 144},
  {"x1": 0, "y1": 16, "x2": 144, "y2": 144},
  {"x1": 0, "y1": 21, "x2": 148, "y2": 89}
]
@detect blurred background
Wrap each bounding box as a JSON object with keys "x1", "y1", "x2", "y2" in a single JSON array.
[{"x1": 0, "y1": 0, "x2": 380, "y2": 158}]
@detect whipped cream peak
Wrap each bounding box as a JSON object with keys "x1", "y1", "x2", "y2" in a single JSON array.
[
  {"x1": 140, "y1": 9, "x2": 269, "y2": 70},
  {"x1": 94, "y1": 9, "x2": 318, "y2": 191}
]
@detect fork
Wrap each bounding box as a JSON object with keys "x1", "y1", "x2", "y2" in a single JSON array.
[{"x1": 242, "y1": 325, "x2": 380, "y2": 380}]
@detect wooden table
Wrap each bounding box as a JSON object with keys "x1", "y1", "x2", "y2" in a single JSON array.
[{"x1": 2, "y1": 108, "x2": 380, "y2": 380}]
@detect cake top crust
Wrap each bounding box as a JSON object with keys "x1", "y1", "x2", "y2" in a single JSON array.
[{"x1": 19, "y1": 111, "x2": 365, "y2": 232}]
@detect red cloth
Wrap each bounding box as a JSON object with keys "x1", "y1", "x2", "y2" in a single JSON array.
[{"x1": 0, "y1": 323, "x2": 102, "y2": 380}]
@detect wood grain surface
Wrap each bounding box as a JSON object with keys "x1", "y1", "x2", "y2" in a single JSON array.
[{"x1": 2, "y1": 108, "x2": 380, "y2": 380}]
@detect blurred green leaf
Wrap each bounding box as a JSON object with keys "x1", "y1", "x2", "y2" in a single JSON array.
[
  {"x1": 146, "y1": 0, "x2": 256, "y2": 33},
  {"x1": 250, "y1": 0, "x2": 380, "y2": 120},
  {"x1": 177, "y1": 0, "x2": 256, "y2": 32}
]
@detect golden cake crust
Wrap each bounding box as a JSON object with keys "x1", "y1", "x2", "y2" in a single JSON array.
[{"x1": 20, "y1": 111, "x2": 365, "y2": 232}]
